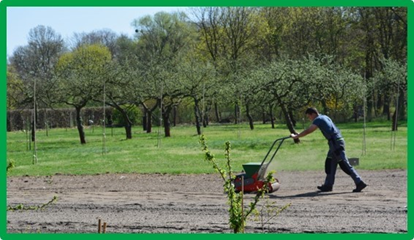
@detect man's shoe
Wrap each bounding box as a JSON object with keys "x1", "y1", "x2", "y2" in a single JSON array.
[
  {"x1": 317, "y1": 185, "x2": 332, "y2": 192},
  {"x1": 353, "y1": 181, "x2": 367, "y2": 192}
]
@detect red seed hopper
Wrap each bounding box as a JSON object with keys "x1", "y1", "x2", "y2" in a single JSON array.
[{"x1": 233, "y1": 136, "x2": 290, "y2": 193}]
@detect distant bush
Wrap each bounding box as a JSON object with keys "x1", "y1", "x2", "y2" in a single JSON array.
[{"x1": 112, "y1": 105, "x2": 142, "y2": 126}]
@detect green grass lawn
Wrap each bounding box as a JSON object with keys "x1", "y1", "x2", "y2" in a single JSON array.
[{"x1": 6, "y1": 121, "x2": 407, "y2": 177}]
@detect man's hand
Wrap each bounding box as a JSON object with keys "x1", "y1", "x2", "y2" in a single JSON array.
[
  {"x1": 291, "y1": 124, "x2": 318, "y2": 140},
  {"x1": 290, "y1": 133, "x2": 299, "y2": 139}
]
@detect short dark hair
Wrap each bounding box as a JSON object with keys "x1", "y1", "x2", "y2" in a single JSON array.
[{"x1": 305, "y1": 107, "x2": 319, "y2": 115}]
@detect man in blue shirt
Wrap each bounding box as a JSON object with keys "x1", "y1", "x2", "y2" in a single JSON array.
[{"x1": 291, "y1": 107, "x2": 367, "y2": 192}]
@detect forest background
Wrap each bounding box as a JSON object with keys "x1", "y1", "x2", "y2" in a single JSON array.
[{"x1": 6, "y1": 7, "x2": 407, "y2": 144}]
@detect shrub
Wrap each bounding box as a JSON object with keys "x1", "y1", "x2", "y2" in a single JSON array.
[
  {"x1": 112, "y1": 105, "x2": 142, "y2": 126},
  {"x1": 200, "y1": 135, "x2": 277, "y2": 233}
]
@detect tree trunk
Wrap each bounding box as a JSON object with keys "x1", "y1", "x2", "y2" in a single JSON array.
[
  {"x1": 203, "y1": 112, "x2": 209, "y2": 128},
  {"x1": 116, "y1": 107, "x2": 133, "y2": 139},
  {"x1": 377, "y1": 94, "x2": 384, "y2": 117},
  {"x1": 398, "y1": 91, "x2": 405, "y2": 120},
  {"x1": 142, "y1": 108, "x2": 147, "y2": 131},
  {"x1": 31, "y1": 104, "x2": 38, "y2": 141},
  {"x1": 364, "y1": 25, "x2": 374, "y2": 121},
  {"x1": 31, "y1": 121, "x2": 36, "y2": 142},
  {"x1": 141, "y1": 103, "x2": 158, "y2": 134},
  {"x1": 392, "y1": 109, "x2": 398, "y2": 131},
  {"x1": 163, "y1": 115, "x2": 171, "y2": 137},
  {"x1": 202, "y1": 104, "x2": 210, "y2": 127},
  {"x1": 278, "y1": 101, "x2": 299, "y2": 143},
  {"x1": 288, "y1": 110, "x2": 296, "y2": 127},
  {"x1": 246, "y1": 103, "x2": 254, "y2": 130},
  {"x1": 75, "y1": 107, "x2": 86, "y2": 144},
  {"x1": 123, "y1": 116, "x2": 132, "y2": 140},
  {"x1": 194, "y1": 98, "x2": 202, "y2": 135},
  {"x1": 214, "y1": 102, "x2": 221, "y2": 122},
  {"x1": 269, "y1": 105, "x2": 275, "y2": 129},
  {"x1": 234, "y1": 103, "x2": 239, "y2": 124},
  {"x1": 162, "y1": 106, "x2": 172, "y2": 137},
  {"x1": 383, "y1": 94, "x2": 390, "y2": 120},
  {"x1": 147, "y1": 111, "x2": 153, "y2": 133},
  {"x1": 7, "y1": 115, "x2": 11, "y2": 132},
  {"x1": 124, "y1": 124, "x2": 132, "y2": 139},
  {"x1": 353, "y1": 103, "x2": 358, "y2": 123}
]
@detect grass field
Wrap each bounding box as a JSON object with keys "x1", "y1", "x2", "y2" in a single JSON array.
[{"x1": 6, "y1": 121, "x2": 407, "y2": 177}]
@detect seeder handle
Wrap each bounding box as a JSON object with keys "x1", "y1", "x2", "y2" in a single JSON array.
[{"x1": 260, "y1": 136, "x2": 291, "y2": 167}]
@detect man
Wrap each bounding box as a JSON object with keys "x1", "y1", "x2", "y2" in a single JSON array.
[{"x1": 290, "y1": 107, "x2": 367, "y2": 192}]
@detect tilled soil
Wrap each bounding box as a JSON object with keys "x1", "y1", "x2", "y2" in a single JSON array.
[{"x1": 7, "y1": 169, "x2": 407, "y2": 233}]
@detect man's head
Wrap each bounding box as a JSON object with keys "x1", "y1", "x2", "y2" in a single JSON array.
[{"x1": 305, "y1": 107, "x2": 319, "y2": 121}]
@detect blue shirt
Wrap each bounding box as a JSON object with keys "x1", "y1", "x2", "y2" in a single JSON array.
[{"x1": 312, "y1": 114, "x2": 342, "y2": 140}]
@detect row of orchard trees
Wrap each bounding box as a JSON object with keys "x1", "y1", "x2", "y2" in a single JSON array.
[{"x1": 7, "y1": 7, "x2": 407, "y2": 144}]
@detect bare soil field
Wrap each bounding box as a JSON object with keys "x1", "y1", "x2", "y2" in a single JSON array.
[{"x1": 7, "y1": 169, "x2": 407, "y2": 233}]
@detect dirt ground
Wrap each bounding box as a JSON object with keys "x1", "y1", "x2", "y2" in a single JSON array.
[{"x1": 7, "y1": 169, "x2": 407, "y2": 233}]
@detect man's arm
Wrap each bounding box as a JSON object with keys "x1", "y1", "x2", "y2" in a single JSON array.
[{"x1": 290, "y1": 124, "x2": 318, "y2": 139}]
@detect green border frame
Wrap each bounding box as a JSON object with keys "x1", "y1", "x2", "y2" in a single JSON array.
[{"x1": 1, "y1": 0, "x2": 411, "y2": 239}]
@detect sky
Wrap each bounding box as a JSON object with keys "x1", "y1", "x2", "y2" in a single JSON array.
[{"x1": 7, "y1": 7, "x2": 189, "y2": 58}]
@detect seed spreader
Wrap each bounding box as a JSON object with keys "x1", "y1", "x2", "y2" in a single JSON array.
[{"x1": 233, "y1": 136, "x2": 290, "y2": 193}]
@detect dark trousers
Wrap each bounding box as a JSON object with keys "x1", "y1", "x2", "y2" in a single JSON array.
[{"x1": 324, "y1": 139, "x2": 363, "y2": 187}]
